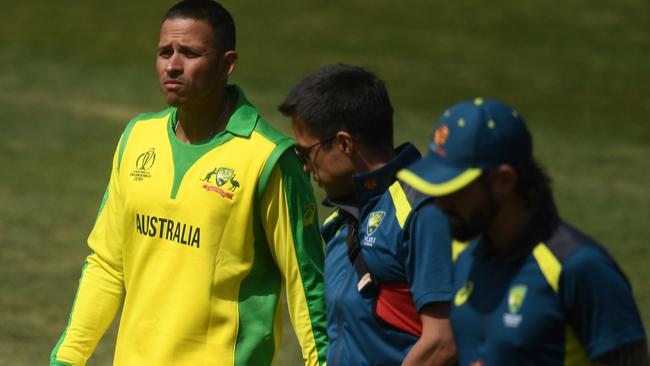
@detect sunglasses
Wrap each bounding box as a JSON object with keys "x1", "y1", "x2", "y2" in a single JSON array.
[{"x1": 294, "y1": 136, "x2": 336, "y2": 165}]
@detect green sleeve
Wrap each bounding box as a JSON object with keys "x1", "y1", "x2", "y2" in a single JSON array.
[{"x1": 261, "y1": 150, "x2": 328, "y2": 365}]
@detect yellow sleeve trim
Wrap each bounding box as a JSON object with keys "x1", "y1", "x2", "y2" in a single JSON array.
[{"x1": 564, "y1": 326, "x2": 591, "y2": 366}]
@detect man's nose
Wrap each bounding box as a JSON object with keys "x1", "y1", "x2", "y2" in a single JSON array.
[{"x1": 166, "y1": 53, "x2": 183, "y2": 76}]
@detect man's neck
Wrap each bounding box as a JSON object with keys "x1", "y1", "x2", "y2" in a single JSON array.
[
  {"x1": 175, "y1": 89, "x2": 230, "y2": 144},
  {"x1": 354, "y1": 145, "x2": 395, "y2": 173}
]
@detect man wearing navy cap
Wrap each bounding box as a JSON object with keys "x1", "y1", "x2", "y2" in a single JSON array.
[{"x1": 398, "y1": 98, "x2": 649, "y2": 365}]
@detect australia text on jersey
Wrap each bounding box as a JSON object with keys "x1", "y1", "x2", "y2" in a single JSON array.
[{"x1": 135, "y1": 213, "x2": 201, "y2": 248}]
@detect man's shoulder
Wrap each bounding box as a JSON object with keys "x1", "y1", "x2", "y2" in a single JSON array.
[
  {"x1": 127, "y1": 107, "x2": 175, "y2": 127},
  {"x1": 116, "y1": 107, "x2": 173, "y2": 146},
  {"x1": 321, "y1": 209, "x2": 346, "y2": 242},
  {"x1": 540, "y1": 221, "x2": 632, "y2": 295},
  {"x1": 229, "y1": 85, "x2": 291, "y2": 146},
  {"x1": 544, "y1": 221, "x2": 612, "y2": 266},
  {"x1": 253, "y1": 115, "x2": 292, "y2": 146},
  {"x1": 376, "y1": 181, "x2": 443, "y2": 232}
]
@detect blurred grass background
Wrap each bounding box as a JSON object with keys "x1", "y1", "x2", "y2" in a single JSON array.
[{"x1": 1, "y1": 0, "x2": 648, "y2": 364}]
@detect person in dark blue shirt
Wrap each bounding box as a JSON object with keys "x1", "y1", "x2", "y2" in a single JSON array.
[
  {"x1": 279, "y1": 63, "x2": 456, "y2": 366},
  {"x1": 398, "y1": 97, "x2": 649, "y2": 366}
]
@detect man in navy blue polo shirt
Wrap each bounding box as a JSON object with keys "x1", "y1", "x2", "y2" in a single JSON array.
[
  {"x1": 398, "y1": 98, "x2": 649, "y2": 365},
  {"x1": 279, "y1": 63, "x2": 456, "y2": 365}
]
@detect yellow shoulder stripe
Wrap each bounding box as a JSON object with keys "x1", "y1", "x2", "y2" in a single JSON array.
[
  {"x1": 532, "y1": 242, "x2": 562, "y2": 293},
  {"x1": 388, "y1": 182, "x2": 411, "y2": 229}
]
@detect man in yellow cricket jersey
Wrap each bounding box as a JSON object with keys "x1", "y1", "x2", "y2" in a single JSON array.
[{"x1": 50, "y1": 1, "x2": 327, "y2": 365}]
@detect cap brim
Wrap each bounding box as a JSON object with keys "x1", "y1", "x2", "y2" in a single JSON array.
[{"x1": 397, "y1": 154, "x2": 482, "y2": 196}]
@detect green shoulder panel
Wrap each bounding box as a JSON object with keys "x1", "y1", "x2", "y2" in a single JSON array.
[
  {"x1": 256, "y1": 138, "x2": 294, "y2": 203},
  {"x1": 253, "y1": 116, "x2": 292, "y2": 145},
  {"x1": 253, "y1": 115, "x2": 296, "y2": 201}
]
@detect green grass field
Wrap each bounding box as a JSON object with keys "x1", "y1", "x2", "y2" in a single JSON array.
[{"x1": 1, "y1": 0, "x2": 649, "y2": 364}]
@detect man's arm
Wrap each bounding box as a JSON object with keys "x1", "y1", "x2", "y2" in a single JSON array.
[
  {"x1": 560, "y1": 245, "x2": 647, "y2": 365},
  {"x1": 593, "y1": 341, "x2": 650, "y2": 366},
  {"x1": 261, "y1": 150, "x2": 328, "y2": 366},
  {"x1": 50, "y1": 143, "x2": 126, "y2": 366},
  {"x1": 402, "y1": 302, "x2": 456, "y2": 366},
  {"x1": 400, "y1": 201, "x2": 456, "y2": 365}
]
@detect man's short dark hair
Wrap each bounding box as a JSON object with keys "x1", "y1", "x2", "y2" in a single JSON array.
[
  {"x1": 278, "y1": 63, "x2": 394, "y2": 149},
  {"x1": 164, "y1": 0, "x2": 236, "y2": 53}
]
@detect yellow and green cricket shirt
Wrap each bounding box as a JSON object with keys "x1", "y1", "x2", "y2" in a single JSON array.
[{"x1": 51, "y1": 85, "x2": 328, "y2": 366}]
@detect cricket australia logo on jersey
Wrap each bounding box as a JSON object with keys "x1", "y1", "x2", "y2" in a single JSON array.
[
  {"x1": 503, "y1": 285, "x2": 527, "y2": 328},
  {"x1": 362, "y1": 211, "x2": 385, "y2": 247},
  {"x1": 200, "y1": 167, "x2": 240, "y2": 200},
  {"x1": 454, "y1": 281, "x2": 473, "y2": 307},
  {"x1": 130, "y1": 148, "x2": 156, "y2": 182}
]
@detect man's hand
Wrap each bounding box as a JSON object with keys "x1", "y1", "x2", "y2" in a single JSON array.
[{"x1": 402, "y1": 302, "x2": 456, "y2": 366}]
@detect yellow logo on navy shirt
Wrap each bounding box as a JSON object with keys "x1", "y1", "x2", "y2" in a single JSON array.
[
  {"x1": 503, "y1": 284, "x2": 527, "y2": 328},
  {"x1": 454, "y1": 281, "x2": 473, "y2": 306},
  {"x1": 508, "y1": 285, "x2": 527, "y2": 313},
  {"x1": 367, "y1": 211, "x2": 385, "y2": 236},
  {"x1": 130, "y1": 148, "x2": 156, "y2": 181},
  {"x1": 200, "y1": 166, "x2": 239, "y2": 200},
  {"x1": 362, "y1": 211, "x2": 385, "y2": 247}
]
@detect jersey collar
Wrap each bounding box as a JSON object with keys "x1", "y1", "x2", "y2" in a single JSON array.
[
  {"x1": 323, "y1": 143, "x2": 421, "y2": 218},
  {"x1": 223, "y1": 84, "x2": 259, "y2": 138},
  {"x1": 352, "y1": 142, "x2": 421, "y2": 205}
]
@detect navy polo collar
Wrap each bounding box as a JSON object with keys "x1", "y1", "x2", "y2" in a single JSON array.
[
  {"x1": 324, "y1": 142, "x2": 421, "y2": 219},
  {"x1": 352, "y1": 142, "x2": 421, "y2": 205}
]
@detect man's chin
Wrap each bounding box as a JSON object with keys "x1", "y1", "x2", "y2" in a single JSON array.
[
  {"x1": 450, "y1": 226, "x2": 479, "y2": 242},
  {"x1": 161, "y1": 92, "x2": 184, "y2": 107},
  {"x1": 165, "y1": 98, "x2": 182, "y2": 107}
]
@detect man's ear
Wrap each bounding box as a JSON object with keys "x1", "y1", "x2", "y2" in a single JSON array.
[
  {"x1": 220, "y1": 50, "x2": 238, "y2": 80},
  {"x1": 490, "y1": 164, "x2": 518, "y2": 198},
  {"x1": 335, "y1": 131, "x2": 356, "y2": 156}
]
